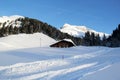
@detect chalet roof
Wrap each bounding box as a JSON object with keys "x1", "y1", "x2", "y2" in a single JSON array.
[
  {"x1": 59, "y1": 39, "x2": 76, "y2": 46},
  {"x1": 50, "y1": 38, "x2": 76, "y2": 48}
]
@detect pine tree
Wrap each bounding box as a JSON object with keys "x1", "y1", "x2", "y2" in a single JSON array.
[
  {"x1": 96, "y1": 34, "x2": 101, "y2": 46},
  {"x1": 0, "y1": 27, "x2": 5, "y2": 37},
  {"x1": 108, "y1": 24, "x2": 120, "y2": 47},
  {"x1": 4, "y1": 26, "x2": 9, "y2": 36},
  {"x1": 91, "y1": 32, "x2": 95, "y2": 46},
  {"x1": 13, "y1": 26, "x2": 19, "y2": 34},
  {"x1": 9, "y1": 26, "x2": 14, "y2": 35},
  {"x1": 84, "y1": 31, "x2": 91, "y2": 46},
  {"x1": 102, "y1": 34, "x2": 107, "y2": 46}
]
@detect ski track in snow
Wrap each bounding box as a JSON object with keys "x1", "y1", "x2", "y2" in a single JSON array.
[{"x1": 0, "y1": 46, "x2": 120, "y2": 80}]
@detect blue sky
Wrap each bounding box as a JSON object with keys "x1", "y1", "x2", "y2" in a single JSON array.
[{"x1": 0, "y1": 0, "x2": 120, "y2": 34}]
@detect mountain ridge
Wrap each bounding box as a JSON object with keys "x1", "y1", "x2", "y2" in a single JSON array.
[{"x1": 60, "y1": 23, "x2": 109, "y2": 38}]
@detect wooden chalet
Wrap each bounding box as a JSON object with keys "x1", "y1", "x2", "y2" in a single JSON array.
[{"x1": 50, "y1": 39, "x2": 75, "y2": 48}]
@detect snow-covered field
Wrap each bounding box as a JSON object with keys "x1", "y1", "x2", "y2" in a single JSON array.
[{"x1": 0, "y1": 33, "x2": 120, "y2": 80}]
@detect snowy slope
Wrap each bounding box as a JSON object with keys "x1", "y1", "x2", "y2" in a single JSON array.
[
  {"x1": 0, "y1": 15, "x2": 24, "y2": 28},
  {"x1": 0, "y1": 45, "x2": 120, "y2": 80},
  {"x1": 60, "y1": 23, "x2": 109, "y2": 38},
  {"x1": 81, "y1": 63, "x2": 120, "y2": 80},
  {"x1": 0, "y1": 33, "x2": 56, "y2": 51}
]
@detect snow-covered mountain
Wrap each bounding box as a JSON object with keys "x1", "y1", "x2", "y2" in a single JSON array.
[
  {"x1": 60, "y1": 23, "x2": 109, "y2": 38},
  {"x1": 0, "y1": 15, "x2": 24, "y2": 28}
]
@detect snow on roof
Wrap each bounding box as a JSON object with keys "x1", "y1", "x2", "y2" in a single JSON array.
[{"x1": 62, "y1": 39, "x2": 76, "y2": 46}]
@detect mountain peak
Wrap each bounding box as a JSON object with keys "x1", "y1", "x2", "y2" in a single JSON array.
[
  {"x1": 0, "y1": 15, "x2": 24, "y2": 23},
  {"x1": 60, "y1": 23, "x2": 109, "y2": 38},
  {"x1": 62, "y1": 23, "x2": 91, "y2": 32},
  {"x1": 0, "y1": 15, "x2": 25, "y2": 28}
]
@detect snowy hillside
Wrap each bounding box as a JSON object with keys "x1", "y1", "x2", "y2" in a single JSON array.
[
  {"x1": 0, "y1": 33, "x2": 56, "y2": 51},
  {"x1": 0, "y1": 15, "x2": 24, "y2": 28},
  {"x1": 0, "y1": 37, "x2": 120, "y2": 80},
  {"x1": 60, "y1": 23, "x2": 109, "y2": 38}
]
